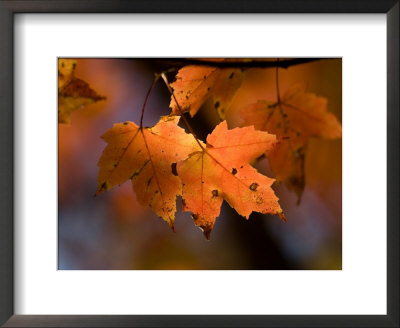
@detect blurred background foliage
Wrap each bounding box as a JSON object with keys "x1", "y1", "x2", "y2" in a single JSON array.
[{"x1": 58, "y1": 58, "x2": 342, "y2": 270}]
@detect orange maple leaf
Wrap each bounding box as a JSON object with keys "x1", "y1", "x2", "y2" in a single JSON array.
[
  {"x1": 58, "y1": 59, "x2": 105, "y2": 124},
  {"x1": 240, "y1": 84, "x2": 342, "y2": 200},
  {"x1": 177, "y1": 121, "x2": 284, "y2": 239},
  {"x1": 169, "y1": 65, "x2": 244, "y2": 119},
  {"x1": 96, "y1": 116, "x2": 200, "y2": 228}
]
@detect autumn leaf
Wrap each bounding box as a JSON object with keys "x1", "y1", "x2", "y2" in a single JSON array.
[
  {"x1": 177, "y1": 121, "x2": 284, "y2": 239},
  {"x1": 58, "y1": 59, "x2": 105, "y2": 124},
  {"x1": 58, "y1": 59, "x2": 76, "y2": 91},
  {"x1": 169, "y1": 65, "x2": 244, "y2": 119},
  {"x1": 96, "y1": 116, "x2": 201, "y2": 228},
  {"x1": 240, "y1": 84, "x2": 342, "y2": 200}
]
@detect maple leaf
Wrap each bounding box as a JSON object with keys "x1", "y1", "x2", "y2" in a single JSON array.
[
  {"x1": 58, "y1": 59, "x2": 105, "y2": 124},
  {"x1": 240, "y1": 84, "x2": 342, "y2": 200},
  {"x1": 169, "y1": 65, "x2": 244, "y2": 119},
  {"x1": 58, "y1": 59, "x2": 76, "y2": 91},
  {"x1": 177, "y1": 121, "x2": 284, "y2": 239},
  {"x1": 96, "y1": 116, "x2": 201, "y2": 228}
]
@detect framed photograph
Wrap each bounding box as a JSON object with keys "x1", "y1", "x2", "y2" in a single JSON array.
[{"x1": 0, "y1": 1, "x2": 398, "y2": 327}]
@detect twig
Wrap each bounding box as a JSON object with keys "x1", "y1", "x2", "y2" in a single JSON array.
[
  {"x1": 145, "y1": 58, "x2": 323, "y2": 70},
  {"x1": 139, "y1": 74, "x2": 160, "y2": 128}
]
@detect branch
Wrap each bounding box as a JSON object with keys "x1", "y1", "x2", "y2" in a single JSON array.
[{"x1": 154, "y1": 58, "x2": 324, "y2": 69}]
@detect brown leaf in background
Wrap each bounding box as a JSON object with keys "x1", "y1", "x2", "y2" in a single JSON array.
[
  {"x1": 240, "y1": 84, "x2": 342, "y2": 201},
  {"x1": 58, "y1": 59, "x2": 105, "y2": 124}
]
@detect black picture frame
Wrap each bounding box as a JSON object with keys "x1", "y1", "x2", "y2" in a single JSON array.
[{"x1": 0, "y1": 1, "x2": 398, "y2": 327}]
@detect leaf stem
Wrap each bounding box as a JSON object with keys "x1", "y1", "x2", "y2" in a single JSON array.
[
  {"x1": 161, "y1": 73, "x2": 206, "y2": 151},
  {"x1": 140, "y1": 74, "x2": 160, "y2": 128},
  {"x1": 275, "y1": 58, "x2": 289, "y2": 134},
  {"x1": 276, "y1": 58, "x2": 281, "y2": 103}
]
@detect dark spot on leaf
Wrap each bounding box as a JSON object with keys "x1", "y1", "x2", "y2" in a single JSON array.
[
  {"x1": 231, "y1": 168, "x2": 237, "y2": 175},
  {"x1": 296, "y1": 131, "x2": 301, "y2": 136},
  {"x1": 61, "y1": 62, "x2": 65, "y2": 68},
  {"x1": 155, "y1": 190, "x2": 159, "y2": 194},
  {"x1": 229, "y1": 72, "x2": 234, "y2": 79},
  {"x1": 161, "y1": 149, "x2": 164, "y2": 153},
  {"x1": 212, "y1": 190, "x2": 218, "y2": 197},
  {"x1": 192, "y1": 214, "x2": 199, "y2": 221},
  {"x1": 282, "y1": 113, "x2": 288, "y2": 118},
  {"x1": 214, "y1": 101, "x2": 220, "y2": 109},
  {"x1": 99, "y1": 182, "x2": 107, "y2": 190},
  {"x1": 171, "y1": 163, "x2": 178, "y2": 176},
  {"x1": 207, "y1": 87, "x2": 211, "y2": 91},
  {"x1": 203, "y1": 75, "x2": 207, "y2": 79},
  {"x1": 250, "y1": 183, "x2": 258, "y2": 191},
  {"x1": 185, "y1": 95, "x2": 189, "y2": 100},
  {"x1": 72, "y1": 63, "x2": 76, "y2": 69},
  {"x1": 240, "y1": 165, "x2": 244, "y2": 169},
  {"x1": 113, "y1": 163, "x2": 117, "y2": 168},
  {"x1": 123, "y1": 122, "x2": 129, "y2": 125},
  {"x1": 147, "y1": 177, "x2": 152, "y2": 187}
]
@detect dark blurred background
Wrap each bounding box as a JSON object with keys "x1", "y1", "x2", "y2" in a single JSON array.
[{"x1": 58, "y1": 58, "x2": 342, "y2": 270}]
